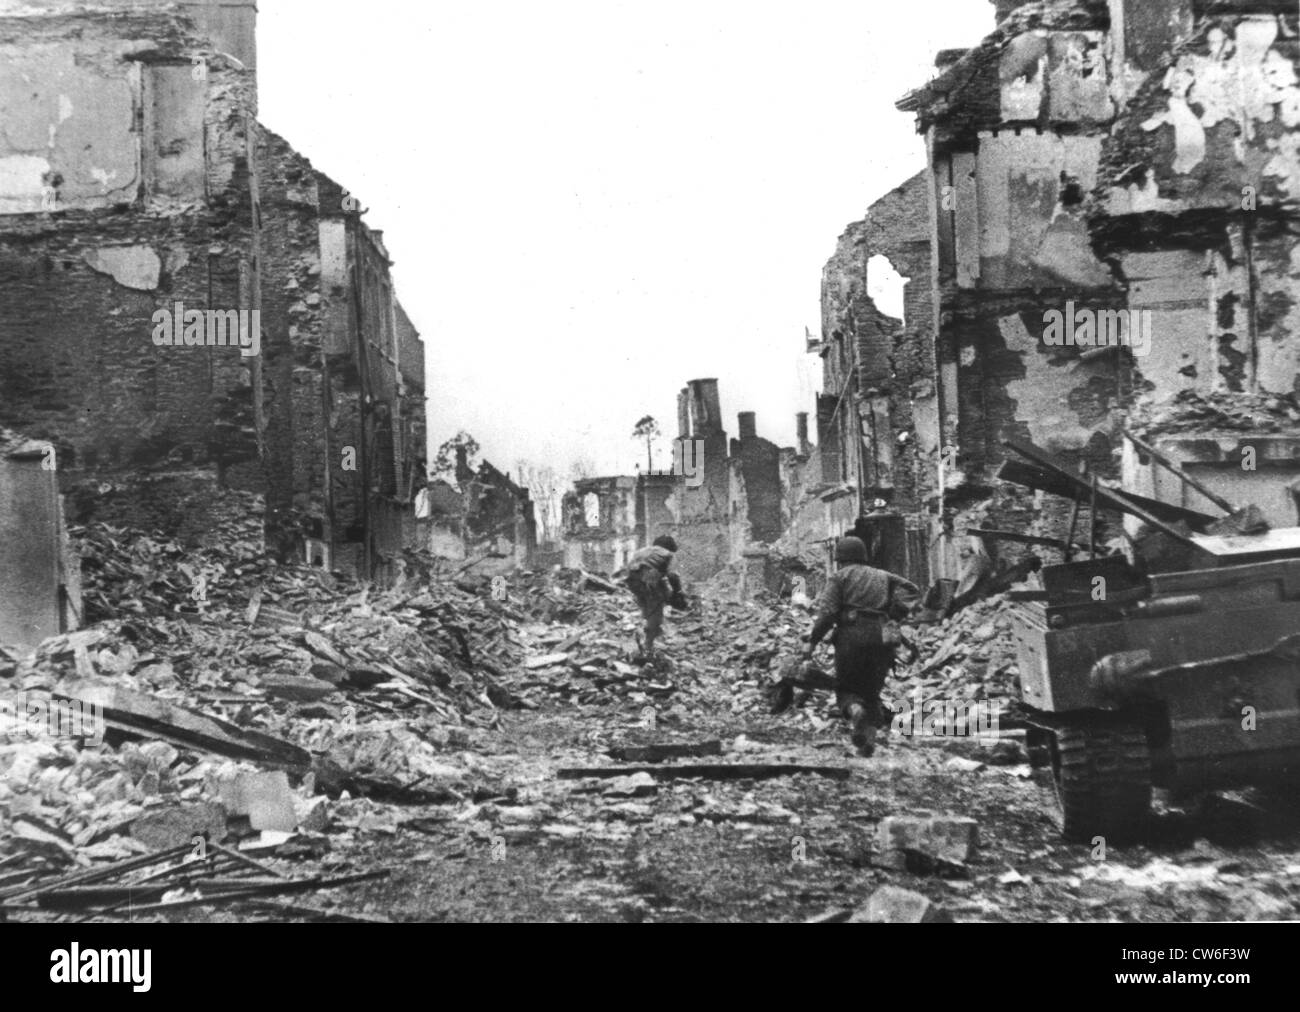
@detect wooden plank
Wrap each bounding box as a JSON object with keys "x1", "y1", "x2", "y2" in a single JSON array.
[
  {"x1": 607, "y1": 740, "x2": 724, "y2": 763},
  {"x1": 1121, "y1": 426, "x2": 1237, "y2": 515},
  {"x1": 998, "y1": 437, "x2": 1190, "y2": 541},
  {"x1": 52, "y1": 682, "x2": 311, "y2": 770},
  {"x1": 89, "y1": 869, "x2": 390, "y2": 917},
  {"x1": 557, "y1": 764, "x2": 851, "y2": 782},
  {"x1": 997, "y1": 456, "x2": 1215, "y2": 529}
]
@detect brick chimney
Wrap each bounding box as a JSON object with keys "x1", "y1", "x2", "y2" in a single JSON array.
[
  {"x1": 738, "y1": 412, "x2": 757, "y2": 442},
  {"x1": 796, "y1": 412, "x2": 810, "y2": 455},
  {"x1": 687, "y1": 379, "x2": 723, "y2": 436}
]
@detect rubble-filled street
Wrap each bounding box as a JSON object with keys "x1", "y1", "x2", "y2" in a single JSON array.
[
  {"x1": 3, "y1": 0, "x2": 1300, "y2": 970},
  {"x1": 4, "y1": 503, "x2": 1300, "y2": 925}
]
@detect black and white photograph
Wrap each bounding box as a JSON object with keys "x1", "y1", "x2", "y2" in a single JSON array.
[{"x1": 0, "y1": 0, "x2": 1291, "y2": 970}]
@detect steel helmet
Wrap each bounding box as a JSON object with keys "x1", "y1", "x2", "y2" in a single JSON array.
[{"x1": 835, "y1": 536, "x2": 868, "y2": 564}]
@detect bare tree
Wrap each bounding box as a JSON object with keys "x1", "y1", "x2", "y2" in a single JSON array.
[
  {"x1": 516, "y1": 460, "x2": 563, "y2": 546},
  {"x1": 632, "y1": 416, "x2": 661, "y2": 472}
]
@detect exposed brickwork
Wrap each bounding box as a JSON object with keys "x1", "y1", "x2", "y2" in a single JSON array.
[{"x1": 0, "y1": 1, "x2": 425, "y2": 583}]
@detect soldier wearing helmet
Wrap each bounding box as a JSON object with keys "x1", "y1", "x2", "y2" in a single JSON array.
[
  {"x1": 803, "y1": 535, "x2": 920, "y2": 756},
  {"x1": 626, "y1": 535, "x2": 689, "y2": 659}
]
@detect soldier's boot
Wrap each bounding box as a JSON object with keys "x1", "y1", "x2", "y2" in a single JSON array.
[
  {"x1": 667, "y1": 573, "x2": 690, "y2": 612},
  {"x1": 847, "y1": 704, "x2": 875, "y2": 757}
]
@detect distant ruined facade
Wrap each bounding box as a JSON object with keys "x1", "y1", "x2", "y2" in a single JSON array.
[{"x1": 562, "y1": 379, "x2": 799, "y2": 583}]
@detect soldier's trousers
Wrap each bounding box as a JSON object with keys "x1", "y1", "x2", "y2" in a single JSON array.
[{"x1": 832, "y1": 620, "x2": 895, "y2": 728}]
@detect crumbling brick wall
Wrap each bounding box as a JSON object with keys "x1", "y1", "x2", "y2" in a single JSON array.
[
  {"x1": 816, "y1": 173, "x2": 939, "y2": 520},
  {"x1": 890, "y1": 2, "x2": 1132, "y2": 568},
  {"x1": 819, "y1": 220, "x2": 870, "y2": 494},
  {"x1": 860, "y1": 172, "x2": 937, "y2": 513},
  {"x1": 1089, "y1": 8, "x2": 1300, "y2": 521},
  {"x1": 563, "y1": 475, "x2": 639, "y2": 573},
  {"x1": 0, "y1": 2, "x2": 426, "y2": 582},
  {"x1": 465, "y1": 460, "x2": 536, "y2": 564},
  {"x1": 731, "y1": 413, "x2": 782, "y2": 547},
  {"x1": 1096, "y1": 12, "x2": 1300, "y2": 400},
  {"x1": 0, "y1": 5, "x2": 259, "y2": 530},
  {"x1": 255, "y1": 126, "x2": 320, "y2": 548},
  {"x1": 668, "y1": 379, "x2": 731, "y2": 582}
]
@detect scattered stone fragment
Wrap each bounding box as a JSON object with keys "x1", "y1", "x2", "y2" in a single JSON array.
[
  {"x1": 218, "y1": 771, "x2": 298, "y2": 833},
  {"x1": 877, "y1": 815, "x2": 979, "y2": 872},
  {"x1": 525, "y1": 653, "x2": 570, "y2": 670},
  {"x1": 130, "y1": 802, "x2": 228, "y2": 850},
  {"x1": 849, "y1": 886, "x2": 952, "y2": 924},
  {"x1": 603, "y1": 773, "x2": 658, "y2": 798}
]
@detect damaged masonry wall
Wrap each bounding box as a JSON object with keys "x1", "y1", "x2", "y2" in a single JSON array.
[
  {"x1": 0, "y1": 2, "x2": 258, "y2": 478},
  {"x1": 853, "y1": 0, "x2": 1141, "y2": 579},
  {"x1": 563, "y1": 476, "x2": 639, "y2": 574},
  {"x1": 0, "y1": 0, "x2": 426, "y2": 584},
  {"x1": 914, "y1": 1, "x2": 1125, "y2": 488},
  {"x1": 1092, "y1": 2, "x2": 1300, "y2": 527},
  {"x1": 819, "y1": 172, "x2": 939, "y2": 514},
  {"x1": 668, "y1": 379, "x2": 731, "y2": 582},
  {"x1": 841, "y1": 0, "x2": 1300, "y2": 578},
  {"x1": 457, "y1": 451, "x2": 537, "y2": 567},
  {"x1": 811, "y1": 173, "x2": 940, "y2": 586}
]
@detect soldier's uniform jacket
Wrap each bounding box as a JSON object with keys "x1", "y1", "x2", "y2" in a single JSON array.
[
  {"x1": 814, "y1": 564, "x2": 920, "y2": 634},
  {"x1": 628, "y1": 545, "x2": 673, "y2": 590}
]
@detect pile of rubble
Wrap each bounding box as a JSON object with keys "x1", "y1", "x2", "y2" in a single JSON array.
[
  {"x1": 893, "y1": 595, "x2": 1021, "y2": 705},
  {"x1": 693, "y1": 591, "x2": 1022, "y2": 718},
  {"x1": 1, "y1": 486, "x2": 1032, "y2": 921},
  {"x1": 0, "y1": 503, "x2": 542, "y2": 921},
  {"x1": 489, "y1": 569, "x2": 708, "y2": 707}
]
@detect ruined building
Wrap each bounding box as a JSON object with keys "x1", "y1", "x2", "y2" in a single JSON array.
[
  {"x1": 454, "y1": 449, "x2": 538, "y2": 566},
  {"x1": 811, "y1": 172, "x2": 939, "y2": 585},
  {"x1": 564, "y1": 476, "x2": 641, "y2": 574},
  {"x1": 1092, "y1": 0, "x2": 1300, "y2": 529},
  {"x1": 0, "y1": 0, "x2": 426, "y2": 587},
  {"x1": 814, "y1": 0, "x2": 1300, "y2": 583},
  {"x1": 669, "y1": 379, "x2": 734, "y2": 582},
  {"x1": 563, "y1": 379, "x2": 794, "y2": 583}
]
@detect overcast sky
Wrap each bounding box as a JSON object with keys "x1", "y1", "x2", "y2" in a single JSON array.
[{"x1": 258, "y1": 1, "x2": 992, "y2": 481}]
